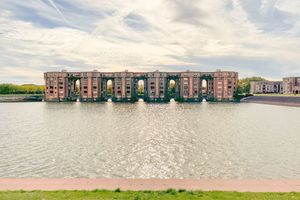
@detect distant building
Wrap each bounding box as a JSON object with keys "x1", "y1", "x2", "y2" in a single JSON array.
[
  {"x1": 250, "y1": 81, "x2": 283, "y2": 94},
  {"x1": 283, "y1": 77, "x2": 300, "y2": 94}
]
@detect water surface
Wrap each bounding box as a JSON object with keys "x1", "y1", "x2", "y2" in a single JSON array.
[{"x1": 0, "y1": 102, "x2": 299, "y2": 179}]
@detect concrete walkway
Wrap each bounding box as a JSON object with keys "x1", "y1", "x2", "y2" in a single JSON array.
[
  {"x1": 0, "y1": 179, "x2": 300, "y2": 192},
  {"x1": 241, "y1": 96, "x2": 300, "y2": 107}
]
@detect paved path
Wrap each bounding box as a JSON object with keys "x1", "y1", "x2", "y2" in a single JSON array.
[
  {"x1": 0, "y1": 179, "x2": 300, "y2": 192},
  {"x1": 242, "y1": 96, "x2": 300, "y2": 107}
]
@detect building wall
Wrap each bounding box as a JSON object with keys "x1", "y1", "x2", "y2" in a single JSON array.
[
  {"x1": 45, "y1": 70, "x2": 238, "y2": 102},
  {"x1": 179, "y1": 72, "x2": 201, "y2": 101},
  {"x1": 283, "y1": 77, "x2": 300, "y2": 94},
  {"x1": 213, "y1": 71, "x2": 238, "y2": 100},
  {"x1": 250, "y1": 81, "x2": 283, "y2": 94},
  {"x1": 113, "y1": 71, "x2": 134, "y2": 101},
  {"x1": 44, "y1": 72, "x2": 68, "y2": 101},
  {"x1": 146, "y1": 71, "x2": 168, "y2": 101}
]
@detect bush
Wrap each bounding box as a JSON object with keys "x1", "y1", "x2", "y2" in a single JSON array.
[{"x1": 166, "y1": 189, "x2": 177, "y2": 195}]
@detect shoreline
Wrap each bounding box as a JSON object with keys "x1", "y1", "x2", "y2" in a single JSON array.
[
  {"x1": 241, "y1": 96, "x2": 300, "y2": 107},
  {"x1": 0, "y1": 95, "x2": 43, "y2": 102},
  {"x1": 0, "y1": 179, "x2": 299, "y2": 192}
]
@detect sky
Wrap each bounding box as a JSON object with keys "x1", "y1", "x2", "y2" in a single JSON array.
[{"x1": 1, "y1": 0, "x2": 300, "y2": 84}]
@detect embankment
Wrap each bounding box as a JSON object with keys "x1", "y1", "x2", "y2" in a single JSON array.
[
  {"x1": 0, "y1": 179, "x2": 300, "y2": 192},
  {"x1": 0, "y1": 95, "x2": 43, "y2": 102},
  {"x1": 241, "y1": 95, "x2": 300, "y2": 107}
]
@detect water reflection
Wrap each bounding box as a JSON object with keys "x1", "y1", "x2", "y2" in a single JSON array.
[{"x1": 0, "y1": 102, "x2": 299, "y2": 178}]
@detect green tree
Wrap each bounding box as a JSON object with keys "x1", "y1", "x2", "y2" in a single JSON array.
[
  {"x1": 169, "y1": 82, "x2": 176, "y2": 97},
  {"x1": 0, "y1": 84, "x2": 44, "y2": 94},
  {"x1": 137, "y1": 84, "x2": 144, "y2": 95},
  {"x1": 107, "y1": 84, "x2": 112, "y2": 96}
]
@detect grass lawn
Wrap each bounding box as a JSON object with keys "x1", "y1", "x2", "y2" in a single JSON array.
[{"x1": 0, "y1": 190, "x2": 299, "y2": 200}]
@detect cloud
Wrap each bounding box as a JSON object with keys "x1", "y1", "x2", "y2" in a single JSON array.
[
  {"x1": 1, "y1": 0, "x2": 300, "y2": 84},
  {"x1": 123, "y1": 13, "x2": 150, "y2": 31}
]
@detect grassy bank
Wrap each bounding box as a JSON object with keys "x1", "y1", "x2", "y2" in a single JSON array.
[{"x1": 0, "y1": 190, "x2": 299, "y2": 200}]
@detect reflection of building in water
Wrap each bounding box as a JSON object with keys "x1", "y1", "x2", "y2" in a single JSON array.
[{"x1": 44, "y1": 70, "x2": 238, "y2": 102}]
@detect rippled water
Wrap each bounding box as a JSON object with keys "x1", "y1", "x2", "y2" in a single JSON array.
[{"x1": 0, "y1": 102, "x2": 299, "y2": 179}]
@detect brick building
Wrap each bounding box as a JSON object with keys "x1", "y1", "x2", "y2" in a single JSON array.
[{"x1": 44, "y1": 70, "x2": 238, "y2": 102}]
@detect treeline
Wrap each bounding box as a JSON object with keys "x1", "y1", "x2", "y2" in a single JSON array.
[
  {"x1": 0, "y1": 76, "x2": 266, "y2": 95},
  {"x1": 237, "y1": 77, "x2": 266, "y2": 94},
  {"x1": 0, "y1": 84, "x2": 44, "y2": 94}
]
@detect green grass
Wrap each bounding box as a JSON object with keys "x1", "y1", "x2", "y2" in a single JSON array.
[{"x1": 0, "y1": 190, "x2": 299, "y2": 200}]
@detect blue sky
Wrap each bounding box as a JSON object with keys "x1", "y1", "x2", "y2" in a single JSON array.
[{"x1": 1, "y1": 0, "x2": 300, "y2": 84}]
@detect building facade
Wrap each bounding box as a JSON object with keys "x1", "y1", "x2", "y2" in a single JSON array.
[
  {"x1": 250, "y1": 81, "x2": 283, "y2": 94},
  {"x1": 44, "y1": 70, "x2": 238, "y2": 102},
  {"x1": 283, "y1": 77, "x2": 300, "y2": 94}
]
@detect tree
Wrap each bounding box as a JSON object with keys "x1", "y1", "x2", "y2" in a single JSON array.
[
  {"x1": 0, "y1": 84, "x2": 45, "y2": 94},
  {"x1": 169, "y1": 82, "x2": 176, "y2": 97},
  {"x1": 107, "y1": 84, "x2": 112, "y2": 96},
  {"x1": 137, "y1": 84, "x2": 144, "y2": 95}
]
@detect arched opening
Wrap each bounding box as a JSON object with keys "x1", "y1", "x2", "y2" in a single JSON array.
[
  {"x1": 106, "y1": 80, "x2": 113, "y2": 97},
  {"x1": 201, "y1": 79, "x2": 208, "y2": 102},
  {"x1": 169, "y1": 80, "x2": 176, "y2": 100},
  {"x1": 201, "y1": 79, "x2": 207, "y2": 95},
  {"x1": 75, "y1": 79, "x2": 80, "y2": 100},
  {"x1": 137, "y1": 80, "x2": 145, "y2": 97}
]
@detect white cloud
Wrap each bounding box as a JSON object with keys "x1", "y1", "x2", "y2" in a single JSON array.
[{"x1": 1, "y1": 0, "x2": 300, "y2": 84}]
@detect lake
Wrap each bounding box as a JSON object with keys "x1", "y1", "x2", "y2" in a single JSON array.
[{"x1": 0, "y1": 102, "x2": 299, "y2": 179}]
